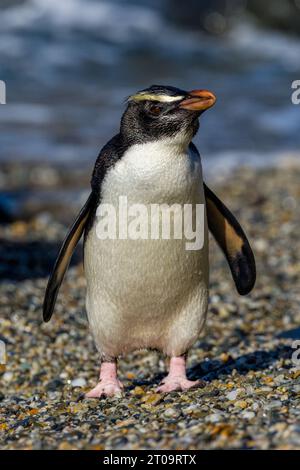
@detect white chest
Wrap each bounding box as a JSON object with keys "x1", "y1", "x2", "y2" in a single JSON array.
[
  {"x1": 100, "y1": 139, "x2": 204, "y2": 206},
  {"x1": 84, "y1": 140, "x2": 209, "y2": 356}
]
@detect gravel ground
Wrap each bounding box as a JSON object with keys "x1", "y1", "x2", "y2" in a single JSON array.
[{"x1": 0, "y1": 160, "x2": 300, "y2": 450}]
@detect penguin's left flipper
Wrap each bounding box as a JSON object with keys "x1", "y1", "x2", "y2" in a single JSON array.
[
  {"x1": 204, "y1": 183, "x2": 256, "y2": 295},
  {"x1": 43, "y1": 193, "x2": 94, "y2": 322}
]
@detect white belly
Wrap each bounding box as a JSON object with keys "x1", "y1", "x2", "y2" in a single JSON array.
[{"x1": 84, "y1": 140, "x2": 209, "y2": 358}]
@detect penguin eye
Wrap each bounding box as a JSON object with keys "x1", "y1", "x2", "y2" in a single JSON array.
[{"x1": 148, "y1": 104, "x2": 162, "y2": 116}]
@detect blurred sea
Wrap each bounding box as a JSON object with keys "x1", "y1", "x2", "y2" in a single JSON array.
[{"x1": 0, "y1": 0, "x2": 299, "y2": 175}]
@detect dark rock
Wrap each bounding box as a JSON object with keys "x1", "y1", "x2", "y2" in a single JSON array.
[{"x1": 46, "y1": 379, "x2": 65, "y2": 392}]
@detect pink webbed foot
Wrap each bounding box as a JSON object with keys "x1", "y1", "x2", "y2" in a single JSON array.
[
  {"x1": 85, "y1": 379, "x2": 123, "y2": 398},
  {"x1": 85, "y1": 361, "x2": 124, "y2": 399},
  {"x1": 156, "y1": 356, "x2": 203, "y2": 393},
  {"x1": 157, "y1": 377, "x2": 201, "y2": 393}
]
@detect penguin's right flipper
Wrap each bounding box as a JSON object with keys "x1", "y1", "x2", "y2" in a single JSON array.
[{"x1": 43, "y1": 193, "x2": 94, "y2": 322}]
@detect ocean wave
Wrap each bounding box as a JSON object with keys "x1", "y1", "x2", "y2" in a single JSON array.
[
  {"x1": 1, "y1": 0, "x2": 163, "y2": 39},
  {"x1": 1, "y1": 0, "x2": 300, "y2": 66},
  {"x1": 228, "y1": 20, "x2": 300, "y2": 70},
  {"x1": 0, "y1": 0, "x2": 299, "y2": 167}
]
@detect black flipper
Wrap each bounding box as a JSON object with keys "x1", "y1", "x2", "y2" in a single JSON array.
[
  {"x1": 43, "y1": 193, "x2": 94, "y2": 322},
  {"x1": 204, "y1": 183, "x2": 256, "y2": 295},
  {"x1": 43, "y1": 133, "x2": 127, "y2": 322}
]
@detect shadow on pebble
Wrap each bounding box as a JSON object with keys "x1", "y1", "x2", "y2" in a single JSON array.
[
  {"x1": 0, "y1": 238, "x2": 82, "y2": 281},
  {"x1": 277, "y1": 328, "x2": 300, "y2": 340},
  {"x1": 188, "y1": 344, "x2": 292, "y2": 382}
]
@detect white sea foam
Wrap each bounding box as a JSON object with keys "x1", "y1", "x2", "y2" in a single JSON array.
[
  {"x1": 228, "y1": 20, "x2": 300, "y2": 70},
  {"x1": 1, "y1": 0, "x2": 162, "y2": 39}
]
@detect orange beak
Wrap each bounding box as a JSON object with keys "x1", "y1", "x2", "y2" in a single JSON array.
[{"x1": 179, "y1": 89, "x2": 216, "y2": 112}]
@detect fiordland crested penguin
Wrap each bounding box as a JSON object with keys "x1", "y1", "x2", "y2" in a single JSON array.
[{"x1": 43, "y1": 85, "x2": 256, "y2": 397}]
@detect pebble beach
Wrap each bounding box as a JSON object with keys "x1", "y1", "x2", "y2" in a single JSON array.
[{"x1": 1, "y1": 158, "x2": 300, "y2": 450}]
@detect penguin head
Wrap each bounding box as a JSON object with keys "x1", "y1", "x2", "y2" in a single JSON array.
[{"x1": 121, "y1": 85, "x2": 216, "y2": 145}]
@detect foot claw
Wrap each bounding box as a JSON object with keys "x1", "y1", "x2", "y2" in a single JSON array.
[{"x1": 85, "y1": 380, "x2": 124, "y2": 399}]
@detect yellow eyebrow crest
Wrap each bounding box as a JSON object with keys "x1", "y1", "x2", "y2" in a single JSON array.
[{"x1": 128, "y1": 93, "x2": 184, "y2": 103}]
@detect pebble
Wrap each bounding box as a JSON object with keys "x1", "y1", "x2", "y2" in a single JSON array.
[
  {"x1": 241, "y1": 411, "x2": 255, "y2": 420},
  {"x1": 206, "y1": 413, "x2": 223, "y2": 423},
  {"x1": 226, "y1": 390, "x2": 239, "y2": 401},
  {"x1": 234, "y1": 400, "x2": 248, "y2": 409},
  {"x1": 163, "y1": 408, "x2": 181, "y2": 419},
  {"x1": 2, "y1": 371, "x2": 13, "y2": 382},
  {"x1": 142, "y1": 394, "x2": 162, "y2": 406},
  {"x1": 260, "y1": 386, "x2": 273, "y2": 392},
  {"x1": 265, "y1": 400, "x2": 283, "y2": 410},
  {"x1": 71, "y1": 378, "x2": 87, "y2": 388},
  {"x1": 292, "y1": 385, "x2": 300, "y2": 394}
]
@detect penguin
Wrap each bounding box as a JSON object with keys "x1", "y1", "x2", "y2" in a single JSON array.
[{"x1": 43, "y1": 85, "x2": 256, "y2": 397}]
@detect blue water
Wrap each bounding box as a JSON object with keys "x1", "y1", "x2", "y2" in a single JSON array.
[{"x1": 0, "y1": 0, "x2": 299, "y2": 171}]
